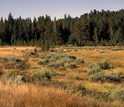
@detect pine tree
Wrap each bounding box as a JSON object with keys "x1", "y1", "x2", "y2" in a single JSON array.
[
  {"x1": 18, "y1": 17, "x2": 23, "y2": 40},
  {"x1": 68, "y1": 34, "x2": 76, "y2": 46},
  {"x1": 93, "y1": 27, "x2": 98, "y2": 45},
  {"x1": 31, "y1": 17, "x2": 37, "y2": 40},
  {"x1": 3, "y1": 19, "x2": 9, "y2": 45},
  {"x1": 0, "y1": 39, "x2": 2, "y2": 46},
  {"x1": 44, "y1": 40, "x2": 49, "y2": 51},
  {"x1": 8, "y1": 13, "x2": 14, "y2": 44},
  {"x1": 0, "y1": 17, "x2": 4, "y2": 44},
  {"x1": 11, "y1": 21, "x2": 18, "y2": 45}
]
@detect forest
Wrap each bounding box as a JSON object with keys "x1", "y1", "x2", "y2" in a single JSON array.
[{"x1": 0, "y1": 9, "x2": 124, "y2": 47}]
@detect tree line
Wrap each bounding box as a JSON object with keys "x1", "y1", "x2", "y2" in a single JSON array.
[{"x1": 0, "y1": 9, "x2": 124, "y2": 47}]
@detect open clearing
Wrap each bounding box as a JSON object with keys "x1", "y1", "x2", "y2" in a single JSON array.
[{"x1": 0, "y1": 46, "x2": 124, "y2": 107}]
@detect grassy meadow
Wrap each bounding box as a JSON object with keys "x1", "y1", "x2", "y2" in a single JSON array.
[{"x1": 0, "y1": 46, "x2": 124, "y2": 107}]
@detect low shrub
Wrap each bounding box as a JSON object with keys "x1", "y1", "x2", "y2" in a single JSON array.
[
  {"x1": 76, "y1": 58, "x2": 84, "y2": 64},
  {"x1": 59, "y1": 57, "x2": 75, "y2": 64},
  {"x1": 88, "y1": 71, "x2": 105, "y2": 82},
  {"x1": 16, "y1": 62, "x2": 30, "y2": 70},
  {"x1": 49, "y1": 58, "x2": 57, "y2": 62},
  {"x1": 1, "y1": 73, "x2": 25, "y2": 85},
  {"x1": 7, "y1": 58, "x2": 17, "y2": 65},
  {"x1": 68, "y1": 55, "x2": 77, "y2": 60},
  {"x1": 32, "y1": 68, "x2": 52, "y2": 81},
  {"x1": 64, "y1": 63, "x2": 76, "y2": 69},
  {"x1": 112, "y1": 48, "x2": 123, "y2": 51},
  {"x1": 37, "y1": 60, "x2": 43, "y2": 65},
  {"x1": 0, "y1": 70, "x2": 3, "y2": 75},
  {"x1": 5, "y1": 57, "x2": 22, "y2": 65},
  {"x1": 71, "y1": 82, "x2": 87, "y2": 95},
  {"x1": 88, "y1": 65, "x2": 102, "y2": 75},
  {"x1": 34, "y1": 48, "x2": 37, "y2": 52},
  {"x1": 0, "y1": 57, "x2": 8, "y2": 60},
  {"x1": 43, "y1": 59, "x2": 49, "y2": 65},
  {"x1": 105, "y1": 71, "x2": 121, "y2": 82},
  {"x1": 57, "y1": 61, "x2": 65, "y2": 66},
  {"x1": 26, "y1": 50, "x2": 36, "y2": 56},
  {"x1": 98, "y1": 60, "x2": 110, "y2": 69},
  {"x1": 109, "y1": 86, "x2": 124, "y2": 101},
  {"x1": 74, "y1": 49, "x2": 78, "y2": 51},
  {"x1": 88, "y1": 62, "x2": 99, "y2": 69},
  {"x1": 48, "y1": 62, "x2": 59, "y2": 68},
  {"x1": 41, "y1": 52, "x2": 84, "y2": 69}
]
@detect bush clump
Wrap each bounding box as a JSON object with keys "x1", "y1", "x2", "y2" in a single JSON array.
[
  {"x1": 88, "y1": 62, "x2": 122, "y2": 83},
  {"x1": 2, "y1": 57, "x2": 22, "y2": 65},
  {"x1": 88, "y1": 65, "x2": 102, "y2": 75},
  {"x1": 1, "y1": 73, "x2": 25, "y2": 85},
  {"x1": 75, "y1": 58, "x2": 84, "y2": 64},
  {"x1": 43, "y1": 59, "x2": 49, "y2": 65},
  {"x1": 88, "y1": 71, "x2": 105, "y2": 82},
  {"x1": 109, "y1": 86, "x2": 124, "y2": 101},
  {"x1": 68, "y1": 55, "x2": 77, "y2": 60},
  {"x1": 64, "y1": 63, "x2": 76, "y2": 69},
  {"x1": 41, "y1": 52, "x2": 80, "y2": 69},
  {"x1": 105, "y1": 71, "x2": 121, "y2": 82},
  {"x1": 37, "y1": 60, "x2": 43, "y2": 65},
  {"x1": 25, "y1": 50, "x2": 36, "y2": 56},
  {"x1": 32, "y1": 69, "x2": 52, "y2": 81},
  {"x1": 98, "y1": 60, "x2": 110, "y2": 69},
  {"x1": 48, "y1": 62, "x2": 59, "y2": 68},
  {"x1": 88, "y1": 62, "x2": 99, "y2": 69},
  {"x1": 71, "y1": 82, "x2": 87, "y2": 95}
]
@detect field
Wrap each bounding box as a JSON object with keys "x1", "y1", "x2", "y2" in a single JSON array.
[{"x1": 0, "y1": 46, "x2": 124, "y2": 107}]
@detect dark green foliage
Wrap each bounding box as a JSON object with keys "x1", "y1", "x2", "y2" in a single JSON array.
[
  {"x1": 34, "y1": 48, "x2": 37, "y2": 52},
  {"x1": 68, "y1": 34, "x2": 76, "y2": 46},
  {"x1": 0, "y1": 10, "x2": 124, "y2": 46},
  {"x1": 68, "y1": 55, "x2": 77, "y2": 59}
]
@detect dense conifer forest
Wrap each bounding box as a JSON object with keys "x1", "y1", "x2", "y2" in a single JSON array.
[{"x1": 0, "y1": 9, "x2": 124, "y2": 46}]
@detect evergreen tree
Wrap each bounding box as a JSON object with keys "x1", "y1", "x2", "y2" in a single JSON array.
[
  {"x1": 0, "y1": 10, "x2": 124, "y2": 46},
  {"x1": 68, "y1": 34, "x2": 76, "y2": 46},
  {"x1": 93, "y1": 27, "x2": 99, "y2": 45},
  {"x1": 0, "y1": 17, "x2": 4, "y2": 43}
]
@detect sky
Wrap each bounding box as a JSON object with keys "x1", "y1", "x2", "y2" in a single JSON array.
[{"x1": 0, "y1": 0, "x2": 124, "y2": 20}]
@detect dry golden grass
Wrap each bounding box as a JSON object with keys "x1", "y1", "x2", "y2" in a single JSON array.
[
  {"x1": 0, "y1": 46, "x2": 36, "y2": 57},
  {"x1": 0, "y1": 82, "x2": 105, "y2": 107},
  {"x1": 0, "y1": 46, "x2": 124, "y2": 106}
]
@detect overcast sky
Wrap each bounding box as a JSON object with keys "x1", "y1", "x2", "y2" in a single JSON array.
[{"x1": 0, "y1": 0, "x2": 124, "y2": 19}]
